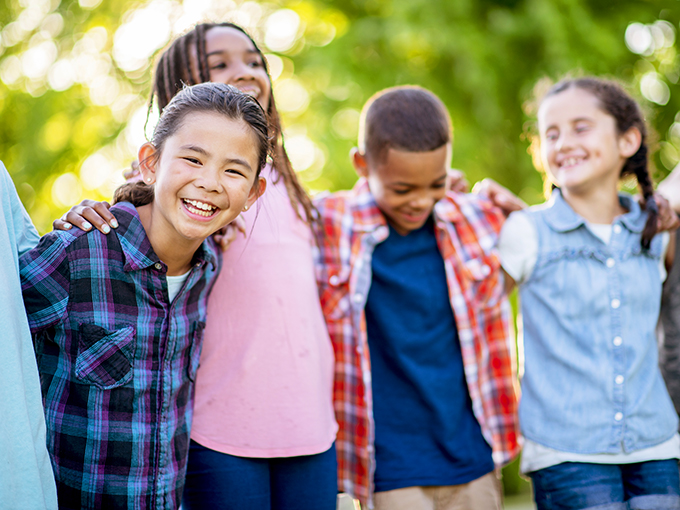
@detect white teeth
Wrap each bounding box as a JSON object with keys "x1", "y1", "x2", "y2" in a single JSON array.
[
  {"x1": 238, "y1": 88, "x2": 259, "y2": 98},
  {"x1": 184, "y1": 199, "x2": 217, "y2": 217},
  {"x1": 561, "y1": 157, "x2": 583, "y2": 168}
]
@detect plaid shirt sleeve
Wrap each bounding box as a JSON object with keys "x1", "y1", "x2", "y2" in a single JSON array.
[
  {"x1": 20, "y1": 232, "x2": 72, "y2": 332},
  {"x1": 437, "y1": 193, "x2": 520, "y2": 467}
]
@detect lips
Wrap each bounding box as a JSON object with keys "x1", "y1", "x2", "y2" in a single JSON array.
[
  {"x1": 557, "y1": 156, "x2": 586, "y2": 169},
  {"x1": 402, "y1": 210, "x2": 429, "y2": 223},
  {"x1": 183, "y1": 198, "x2": 218, "y2": 217},
  {"x1": 235, "y1": 85, "x2": 260, "y2": 100}
]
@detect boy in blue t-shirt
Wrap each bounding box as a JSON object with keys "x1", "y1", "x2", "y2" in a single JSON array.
[{"x1": 313, "y1": 86, "x2": 519, "y2": 509}]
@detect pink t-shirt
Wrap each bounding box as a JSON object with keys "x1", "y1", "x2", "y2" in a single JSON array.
[{"x1": 190, "y1": 165, "x2": 337, "y2": 458}]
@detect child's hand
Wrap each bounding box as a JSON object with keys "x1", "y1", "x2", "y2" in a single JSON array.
[
  {"x1": 657, "y1": 162, "x2": 680, "y2": 214},
  {"x1": 447, "y1": 169, "x2": 469, "y2": 193},
  {"x1": 472, "y1": 178, "x2": 527, "y2": 217},
  {"x1": 213, "y1": 214, "x2": 247, "y2": 251},
  {"x1": 53, "y1": 200, "x2": 117, "y2": 234},
  {"x1": 123, "y1": 160, "x2": 142, "y2": 182},
  {"x1": 651, "y1": 192, "x2": 680, "y2": 232}
]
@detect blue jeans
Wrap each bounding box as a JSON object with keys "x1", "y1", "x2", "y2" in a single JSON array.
[
  {"x1": 530, "y1": 460, "x2": 680, "y2": 510},
  {"x1": 182, "y1": 440, "x2": 338, "y2": 510}
]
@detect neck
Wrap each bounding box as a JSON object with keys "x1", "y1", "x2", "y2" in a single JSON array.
[
  {"x1": 560, "y1": 185, "x2": 626, "y2": 224},
  {"x1": 137, "y1": 204, "x2": 201, "y2": 276}
]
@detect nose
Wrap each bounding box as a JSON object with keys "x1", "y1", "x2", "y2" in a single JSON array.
[
  {"x1": 195, "y1": 165, "x2": 223, "y2": 193},
  {"x1": 410, "y1": 194, "x2": 433, "y2": 210},
  {"x1": 555, "y1": 131, "x2": 574, "y2": 152},
  {"x1": 231, "y1": 61, "x2": 255, "y2": 83}
]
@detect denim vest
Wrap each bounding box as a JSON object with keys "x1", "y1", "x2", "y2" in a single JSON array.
[{"x1": 519, "y1": 190, "x2": 678, "y2": 454}]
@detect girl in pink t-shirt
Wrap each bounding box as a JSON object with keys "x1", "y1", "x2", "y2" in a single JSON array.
[{"x1": 60, "y1": 23, "x2": 337, "y2": 510}]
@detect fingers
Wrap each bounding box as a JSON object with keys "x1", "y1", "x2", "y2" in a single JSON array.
[
  {"x1": 233, "y1": 214, "x2": 247, "y2": 235},
  {"x1": 55, "y1": 201, "x2": 117, "y2": 234},
  {"x1": 472, "y1": 178, "x2": 527, "y2": 216},
  {"x1": 654, "y1": 192, "x2": 680, "y2": 232},
  {"x1": 122, "y1": 161, "x2": 141, "y2": 182},
  {"x1": 447, "y1": 169, "x2": 470, "y2": 193},
  {"x1": 213, "y1": 222, "x2": 246, "y2": 252}
]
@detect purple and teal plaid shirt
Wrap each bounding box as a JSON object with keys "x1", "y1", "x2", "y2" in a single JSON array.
[{"x1": 20, "y1": 201, "x2": 221, "y2": 510}]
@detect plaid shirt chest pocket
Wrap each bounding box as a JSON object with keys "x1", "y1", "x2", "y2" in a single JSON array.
[
  {"x1": 75, "y1": 323, "x2": 136, "y2": 390},
  {"x1": 458, "y1": 252, "x2": 504, "y2": 308},
  {"x1": 319, "y1": 263, "x2": 352, "y2": 322}
]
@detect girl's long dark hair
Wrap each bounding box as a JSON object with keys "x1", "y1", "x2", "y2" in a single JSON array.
[
  {"x1": 541, "y1": 77, "x2": 658, "y2": 249},
  {"x1": 150, "y1": 22, "x2": 316, "y2": 225},
  {"x1": 114, "y1": 82, "x2": 270, "y2": 206}
]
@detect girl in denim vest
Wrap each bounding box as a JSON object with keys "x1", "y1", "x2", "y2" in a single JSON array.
[{"x1": 498, "y1": 77, "x2": 680, "y2": 509}]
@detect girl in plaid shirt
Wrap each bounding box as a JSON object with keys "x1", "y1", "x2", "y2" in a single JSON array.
[
  {"x1": 20, "y1": 82, "x2": 267, "y2": 509},
  {"x1": 58, "y1": 23, "x2": 339, "y2": 510}
]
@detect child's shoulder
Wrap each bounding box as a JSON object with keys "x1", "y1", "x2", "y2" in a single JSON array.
[
  {"x1": 36, "y1": 202, "x2": 135, "y2": 256},
  {"x1": 313, "y1": 189, "x2": 355, "y2": 216},
  {"x1": 437, "y1": 191, "x2": 505, "y2": 231}
]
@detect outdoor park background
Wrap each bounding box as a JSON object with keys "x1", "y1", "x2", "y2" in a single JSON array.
[{"x1": 1, "y1": 0, "x2": 679, "y2": 504}]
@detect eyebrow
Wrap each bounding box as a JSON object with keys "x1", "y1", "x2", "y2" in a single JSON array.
[
  {"x1": 206, "y1": 49, "x2": 260, "y2": 58},
  {"x1": 179, "y1": 145, "x2": 253, "y2": 172}
]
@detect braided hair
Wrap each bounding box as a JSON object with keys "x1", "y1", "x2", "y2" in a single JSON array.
[
  {"x1": 543, "y1": 77, "x2": 658, "y2": 249},
  {"x1": 150, "y1": 22, "x2": 316, "y2": 225}
]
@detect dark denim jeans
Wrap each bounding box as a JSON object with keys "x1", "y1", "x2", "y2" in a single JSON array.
[
  {"x1": 530, "y1": 460, "x2": 680, "y2": 510},
  {"x1": 182, "y1": 440, "x2": 338, "y2": 510}
]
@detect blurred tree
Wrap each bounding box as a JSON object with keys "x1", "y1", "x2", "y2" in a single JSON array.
[
  {"x1": 2, "y1": 0, "x2": 678, "y2": 497},
  {"x1": 1, "y1": 0, "x2": 679, "y2": 233}
]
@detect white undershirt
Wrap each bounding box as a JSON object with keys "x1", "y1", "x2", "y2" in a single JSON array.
[
  {"x1": 166, "y1": 271, "x2": 191, "y2": 302},
  {"x1": 498, "y1": 212, "x2": 678, "y2": 473}
]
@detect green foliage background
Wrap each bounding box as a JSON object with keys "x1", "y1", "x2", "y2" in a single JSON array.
[{"x1": 1, "y1": 0, "x2": 679, "y2": 497}]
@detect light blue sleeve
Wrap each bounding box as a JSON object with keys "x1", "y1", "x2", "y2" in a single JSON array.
[{"x1": 0, "y1": 162, "x2": 40, "y2": 257}]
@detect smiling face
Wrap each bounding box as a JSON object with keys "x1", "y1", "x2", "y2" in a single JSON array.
[
  {"x1": 139, "y1": 111, "x2": 264, "y2": 250},
  {"x1": 356, "y1": 144, "x2": 450, "y2": 235},
  {"x1": 538, "y1": 87, "x2": 637, "y2": 197},
  {"x1": 200, "y1": 26, "x2": 272, "y2": 111}
]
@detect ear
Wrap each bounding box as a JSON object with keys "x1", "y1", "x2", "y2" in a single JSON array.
[
  {"x1": 138, "y1": 143, "x2": 159, "y2": 185},
  {"x1": 619, "y1": 126, "x2": 642, "y2": 159},
  {"x1": 244, "y1": 176, "x2": 267, "y2": 210},
  {"x1": 350, "y1": 147, "x2": 369, "y2": 178}
]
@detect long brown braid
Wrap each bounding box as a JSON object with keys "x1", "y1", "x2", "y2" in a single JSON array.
[
  {"x1": 543, "y1": 77, "x2": 658, "y2": 249},
  {"x1": 150, "y1": 22, "x2": 317, "y2": 225}
]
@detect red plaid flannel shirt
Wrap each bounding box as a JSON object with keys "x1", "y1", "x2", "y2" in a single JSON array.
[{"x1": 313, "y1": 179, "x2": 520, "y2": 506}]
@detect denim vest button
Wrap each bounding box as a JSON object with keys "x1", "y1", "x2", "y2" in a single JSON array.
[
  {"x1": 613, "y1": 336, "x2": 623, "y2": 346},
  {"x1": 611, "y1": 298, "x2": 621, "y2": 309},
  {"x1": 606, "y1": 258, "x2": 615, "y2": 268},
  {"x1": 613, "y1": 224, "x2": 622, "y2": 234},
  {"x1": 615, "y1": 375, "x2": 624, "y2": 384},
  {"x1": 614, "y1": 412, "x2": 623, "y2": 421}
]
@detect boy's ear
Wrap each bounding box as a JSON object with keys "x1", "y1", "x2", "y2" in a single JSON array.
[
  {"x1": 245, "y1": 176, "x2": 267, "y2": 210},
  {"x1": 619, "y1": 126, "x2": 642, "y2": 158},
  {"x1": 350, "y1": 147, "x2": 369, "y2": 179},
  {"x1": 138, "y1": 143, "x2": 158, "y2": 185}
]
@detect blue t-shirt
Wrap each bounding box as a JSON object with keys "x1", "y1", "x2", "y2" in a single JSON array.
[{"x1": 366, "y1": 216, "x2": 494, "y2": 491}]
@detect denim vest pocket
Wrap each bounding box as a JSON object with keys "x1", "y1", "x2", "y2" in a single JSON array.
[
  {"x1": 187, "y1": 321, "x2": 206, "y2": 382},
  {"x1": 75, "y1": 323, "x2": 135, "y2": 390},
  {"x1": 320, "y1": 264, "x2": 352, "y2": 322}
]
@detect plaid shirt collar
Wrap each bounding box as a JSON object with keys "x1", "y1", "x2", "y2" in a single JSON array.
[{"x1": 113, "y1": 201, "x2": 217, "y2": 273}]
